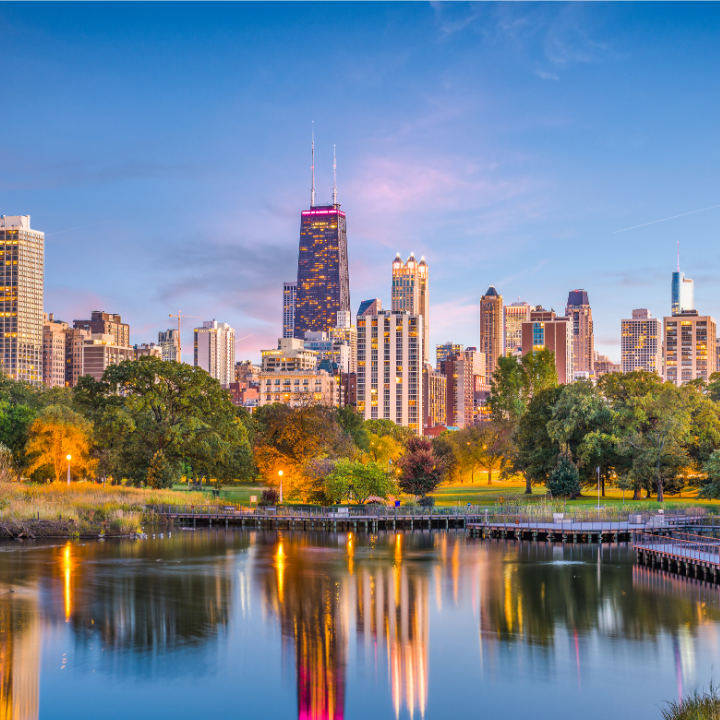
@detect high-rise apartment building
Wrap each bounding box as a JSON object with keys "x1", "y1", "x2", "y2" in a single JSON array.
[
  {"x1": 64, "y1": 327, "x2": 89, "y2": 387},
  {"x1": 283, "y1": 281, "x2": 297, "y2": 339},
  {"x1": 621, "y1": 309, "x2": 662, "y2": 375},
  {"x1": 663, "y1": 311, "x2": 717, "y2": 385},
  {"x1": 194, "y1": 320, "x2": 235, "y2": 386},
  {"x1": 521, "y1": 308, "x2": 573, "y2": 384},
  {"x1": 357, "y1": 299, "x2": 381, "y2": 317},
  {"x1": 259, "y1": 369, "x2": 337, "y2": 408},
  {"x1": 480, "y1": 286, "x2": 503, "y2": 380},
  {"x1": 392, "y1": 253, "x2": 430, "y2": 364},
  {"x1": 423, "y1": 366, "x2": 447, "y2": 429},
  {"x1": 0, "y1": 215, "x2": 44, "y2": 385},
  {"x1": 356, "y1": 310, "x2": 423, "y2": 434},
  {"x1": 158, "y1": 328, "x2": 180, "y2": 362},
  {"x1": 595, "y1": 353, "x2": 621, "y2": 377},
  {"x1": 74, "y1": 311, "x2": 129, "y2": 348},
  {"x1": 440, "y1": 350, "x2": 475, "y2": 429},
  {"x1": 504, "y1": 301, "x2": 530, "y2": 358},
  {"x1": 42, "y1": 313, "x2": 68, "y2": 388},
  {"x1": 435, "y1": 342, "x2": 464, "y2": 372},
  {"x1": 565, "y1": 290, "x2": 594, "y2": 374}
]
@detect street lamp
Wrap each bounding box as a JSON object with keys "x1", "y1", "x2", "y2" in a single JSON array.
[
  {"x1": 278, "y1": 470, "x2": 284, "y2": 504},
  {"x1": 66, "y1": 455, "x2": 72, "y2": 486}
]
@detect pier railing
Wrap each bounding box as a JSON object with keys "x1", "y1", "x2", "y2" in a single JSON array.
[{"x1": 636, "y1": 532, "x2": 720, "y2": 565}]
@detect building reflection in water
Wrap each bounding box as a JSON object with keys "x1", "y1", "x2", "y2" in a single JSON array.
[
  {"x1": 258, "y1": 531, "x2": 436, "y2": 720},
  {"x1": 0, "y1": 594, "x2": 40, "y2": 720}
]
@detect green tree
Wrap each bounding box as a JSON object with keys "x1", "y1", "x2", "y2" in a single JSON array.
[
  {"x1": 364, "y1": 419, "x2": 415, "y2": 446},
  {"x1": 324, "y1": 459, "x2": 394, "y2": 504},
  {"x1": 547, "y1": 457, "x2": 581, "y2": 498},
  {"x1": 337, "y1": 406, "x2": 370, "y2": 453},
  {"x1": 431, "y1": 432, "x2": 460, "y2": 483},
  {"x1": 698, "y1": 450, "x2": 720, "y2": 499},
  {"x1": 453, "y1": 422, "x2": 511, "y2": 484},
  {"x1": 0, "y1": 402, "x2": 36, "y2": 479},
  {"x1": 396, "y1": 437, "x2": 446, "y2": 498},
  {"x1": 146, "y1": 450, "x2": 179, "y2": 489},
  {"x1": 74, "y1": 357, "x2": 252, "y2": 486}
]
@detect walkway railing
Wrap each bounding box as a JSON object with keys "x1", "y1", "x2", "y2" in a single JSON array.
[{"x1": 635, "y1": 532, "x2": 720, "y2": 565}]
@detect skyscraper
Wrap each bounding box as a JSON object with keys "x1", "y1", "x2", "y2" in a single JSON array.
[
  {"x1": 504, "y1": 301, "x2": 530, "y2": 357},
  {"x1": 391, "y1": 253, "x2": 430, "y2": 364},
  {"x1": 293, "y1": 138, "x2": 350, "y2": 337},
  {"x1": 356, "y1": 310, "x2": 423, "y2": 434},
  {"x1": 480, "y1": 286, "x2": 503, "y2": 380},
  {"x1": 194, "y1": 320, "x2": 235, "y2": 385},
  {"x1": 521, "y1": 308, "x2": 573, "y2": 384},
  {"x1": 621, "y1": 309, "x2": 662, "y2": 375},
  {"x1": 565, "y1": 290, "x2": 594, "y2": 374},
  {"x1": 158, "y1": 328, "x2": 180, "y2": 362},
  {"x1": 435, "y1": 341, "x2": 464, "y2": 371},
  {"x1": 282, "y1": 281, "x2": 297, "y2": 339},
  {"x1": 74, "y1": 311, "x2": 129, "y2": 348},
  {"x1": 663, "y1": 311, "x2": 717, "y2": 385},
  {"x1": 42, "y1": 313, "x2": 68, "y2": 388},
  {"x1": 671, "y1": 246, "x2": 694, "y2": 316},
  {"x1": 0, "y1": 215, "x2": 44, "y2": 385}
]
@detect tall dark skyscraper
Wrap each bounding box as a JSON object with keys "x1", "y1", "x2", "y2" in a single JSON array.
[{"x1": 294, "y1": 139, "x2": 350, "y2": 337}]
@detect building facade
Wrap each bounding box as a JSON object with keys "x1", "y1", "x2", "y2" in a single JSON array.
[
  {"x1": 74, "y1": 311, "x2": 129, "y2": 348},
  {"x1": 259, "y1": 370, "x2": 337, "y2": 408},
  {"x1": 42, "y1": 313, "x2": 68, "y2": 388},
  {"x1": 565, "y1": 290, "x2": 594, "y2": 375},
  {"x1": 391, "y1": 253, "x2": 430, "y2": 365},
  {"x1": 194, "y1": 320, "x2": 235, "y2": 385},
  {"x1": 357, "y1": 299, "x2": 381, "y2": 318},
  {"x1": 663, "y1": 311, "x2": 717, "y2": 385},
  {"x1": 595, "y1": 353, "x2": 621, "y2": 376},
  {"x1": 0, "y1": 215, "x2": 44, "y2": 385},
  {"x1": 134, "y1": 343, "x2": 162, "y2": 360},
  {"x1": 261, "y1": 337, "x2": 318, "y2": 373},
  {"x1": 330, "y1": 311, "x2": 357, "y2": 374},
  {"x1": 283, "y1": 281, "x2": 297, "y2": 339},
  {"x1": 294, "y1": 206, "x2": 350, "y2": 337},
  {"x1": 441, "y1": 351, "x2": 475, "y2": 429},
  {"x1": 158, "y1": 328, "x2": 180, "y2": 362},
  {"x1": 82, "y1": 334, "x2": 134, "y2": 381},
  {"x1": 480, "y1": 286, "x2": 503, "y2": 381},
  {"x1": 64, "y1": 328, "x2": 89, "y2": 387},
  {"x1": 435, "y1": 342, "x2": 464, "y2": 372},
  {"x1": 521, "y1": 309, "x2": 573, "y2": 384},
  {"x1": 356, "y1": 310, "x2": 423, "y2": 434},
  {"x1": 621, "y1": 309, "x2": 662, "y2": 375},
  {"x1": 422, "y1": 366, "x2": 447, "y2": 429},
  {"x1": 504, "y1": 301, "x2": 530, "y2": 358}
]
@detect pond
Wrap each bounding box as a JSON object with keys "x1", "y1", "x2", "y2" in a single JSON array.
[{"x1": 0, "y1": 529, "x2": 717, "y2": 719}]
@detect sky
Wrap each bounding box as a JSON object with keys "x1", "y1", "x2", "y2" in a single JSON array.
[{"x1": 2, "y1": 2, "x2": 720, "y2": 364}]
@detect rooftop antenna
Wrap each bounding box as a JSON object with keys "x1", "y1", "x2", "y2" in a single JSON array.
[
  {"x1": 332, "y1": 144, "x2": 337, "y2": 206},
  {"x1": 677, "y1": 240, "x2": 680, "y2": 272},
  {"x1": 311, "y1": 122, "x2": 316, "y2": 208}
]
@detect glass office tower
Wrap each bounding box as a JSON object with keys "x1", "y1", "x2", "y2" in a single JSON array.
[
  {"x1": 671, "y1": 271, "x2": 694, "y2": 316},
  {"x1": 294, "y1": 206, "x2": 350, "y2": 337}
]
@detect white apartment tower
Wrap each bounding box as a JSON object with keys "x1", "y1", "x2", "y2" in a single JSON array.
[
  {"x1": 621, "y1": 309, "x2": 662, "y2": 376},
  {"x1": 158, "y1": 328, "x2": 180, "y2": 362},
  {"x1": 0, "y1": 216, "x2": 44, "y2": 385},
  {"x1": 194, "y1": 320, "x2": 235, "y2": 385},
  {"x1": 356, "y1": 310, "x2": 423, "y2": 435},
  {"x1": 391, "y1": 253, "x2": 429, "y2": 365},
  {"x1": 504, "y1": 301, "x2": 530, "y2": 357}
]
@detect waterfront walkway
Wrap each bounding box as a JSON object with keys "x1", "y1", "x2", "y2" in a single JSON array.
[{"x1": 635, "y1": 532, "x2": 720, "y2": 582}]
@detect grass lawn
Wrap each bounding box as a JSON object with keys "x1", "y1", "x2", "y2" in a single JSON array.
[{"x1": 171, "y1": 481, "x2": 268, "y2": 506}]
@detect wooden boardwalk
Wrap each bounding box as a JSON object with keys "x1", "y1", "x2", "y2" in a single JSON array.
[
  {"x1": 635, "y1": 532, "x2": 720, "y2": 583},
  {"x1": 467, "y1": 519, "x2": 641, "y2": 542}
]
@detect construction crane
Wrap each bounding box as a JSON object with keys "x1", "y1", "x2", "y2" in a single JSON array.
[{"x1": 168, "y1": 312, "x2": 200, "y2": 363}]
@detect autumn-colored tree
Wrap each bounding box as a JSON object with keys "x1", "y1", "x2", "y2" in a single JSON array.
[
  {"x1": 453, "y1": 422, "x2": 512, "y2": 484},
  {"x1": 25, "y1": 405, "x2": 95, "y2": 482},
  {"x1": 396, "y1": 437, "x2": 446, "y2": 498}
]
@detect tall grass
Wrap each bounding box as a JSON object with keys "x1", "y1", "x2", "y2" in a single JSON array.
[
  {"x1": 663, "y1": 686, "x2": 720, "y2": 720},
  {"x1": 0, "y1": 481, "x2": 211, "y2": 534}
]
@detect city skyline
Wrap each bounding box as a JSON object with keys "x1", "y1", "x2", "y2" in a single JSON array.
[{"x1": 3, "y1": 4, "x2": 720, "y2": 364}]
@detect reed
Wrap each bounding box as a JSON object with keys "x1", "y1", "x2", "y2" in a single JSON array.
[{"x1": 663, "y1": 685, "x2": 720, "y2": 720}]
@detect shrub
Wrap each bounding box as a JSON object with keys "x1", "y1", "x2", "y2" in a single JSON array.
[
  {"x1": 547, "y1": 457, "x2": 580, "y2": 498},
  {"x1": 260, "y1": 488, "x2": 279, "y2": 506},
  {"x1": 418, "y1": 496, "x2": 435, "y2": 507}
]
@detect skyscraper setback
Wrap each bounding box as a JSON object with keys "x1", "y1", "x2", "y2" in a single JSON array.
[
  {"x1": 293, "y1": 137, "x2": 350, "y2": 338},
  {"x1": 565, "y1": 289, "x2": 594, "y2": 374}
]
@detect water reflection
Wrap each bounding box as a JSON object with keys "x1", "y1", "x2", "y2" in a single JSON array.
[{"x1": 0, "y1": 531, "x2": 719, "y2": 720}]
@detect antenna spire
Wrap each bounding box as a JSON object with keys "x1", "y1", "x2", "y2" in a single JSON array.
[
  {"x1": 677, "y1": 240, "x2": 680, "y2": 272},
  {"x1": 311, "y1": 122, "x2": 316, "y2": 208},
  {"x1": 332, "y1": 144, "x2": 337, "y2": 206}
]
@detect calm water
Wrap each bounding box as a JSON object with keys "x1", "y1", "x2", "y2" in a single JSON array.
[{"x1": 0, "y1": 529, "x2": 718, "y2": 720}]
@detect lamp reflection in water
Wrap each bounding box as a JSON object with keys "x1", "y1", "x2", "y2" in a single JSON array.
[{"x1": 63, "y1": 542, "x2": 72, "y2": 622}]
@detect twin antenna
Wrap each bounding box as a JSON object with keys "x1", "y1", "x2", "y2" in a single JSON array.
[{"x1": 310, "y1": 124, "x2": 338, "y2": 208}]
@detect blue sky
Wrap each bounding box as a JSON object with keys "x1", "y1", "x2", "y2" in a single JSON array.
[{"x1": 2, "y1": 2, "x2": 720, "y2": 364}]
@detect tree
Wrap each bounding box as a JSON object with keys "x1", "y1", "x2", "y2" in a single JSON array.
[
  {"x1": 431, "y1": 433, "x2": 460, "y2": 483},
  {"x1": 74, "y1": 357, "x2": 252, "y2": 486},
  {"x1": 364, "y1": 433, "x2": 402, "y2": 466},
  {"x1": 0, "y1": 402, "x2": 37, "y2": 479},
  {"x1": 513, "y1": 387, "x2": 563, "y2": 494},
  {"x1": 698, "y1": 450, "x2": 720, "y2": 499},
  {"x1": 25, "y1": 405, "x2": 95, "y2": 482},
  {"x1": 146, "y1": 450, "x2": 179, "y2": 489},
  {"x1": 453, "y1": 422, "x2": 511, "y2": 484},
  {"x1": 337, "y1": 406, "x2": 370, "y2": 453},
  {"x1": 364, "y1": 419, "x2": 415, "y2": 446},
  {"x1": 547, "y1": 457, "x2": 581, "y2": 498},
  {"x1": 324, "y1": 460, "x2": 394, "y2": 504},
  {"x1": 396, "y1": 437, "x2": 446, "y2": 498}
]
